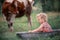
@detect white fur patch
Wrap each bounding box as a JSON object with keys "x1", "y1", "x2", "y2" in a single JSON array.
[
  {"x1": 14, "y1": 1, "x2": 18, "y2": 7},
  {"x1": 6, "y1": 0, "x2": 28, "y2": 7},
  {"x1": 10, "y1": 14, "x2": 16, "y2": 22},
  {"x1": 29, "y1": 0, "x2": 34, "y2": 6},
  {"x1": 17, "y1": 0, "x2": 28, "y2": 7},
  {"x1": 29, "y1": 0, "x2": 33, "y2": 2},
  {"x1": 6, "y1": 0, "x2": 13, "y2": 3}
]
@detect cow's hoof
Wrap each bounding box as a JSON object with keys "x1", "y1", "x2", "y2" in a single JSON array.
[{"x1": 9, "y1": 27, "x2": 14, "y2": 32}]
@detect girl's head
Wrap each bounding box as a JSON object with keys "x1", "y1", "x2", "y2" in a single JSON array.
[{"x1": 37, "y1": 13, "x2": 48, "y2": 24}]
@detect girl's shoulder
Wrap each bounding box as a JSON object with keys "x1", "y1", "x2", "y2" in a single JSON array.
[{"x1": 42, "y1": 22, "x2": 51, "y2": 27}]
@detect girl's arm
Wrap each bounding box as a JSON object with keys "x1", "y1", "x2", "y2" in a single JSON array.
[{"x1": 29, "y1": 24, "x2": 44, "y2": 32}]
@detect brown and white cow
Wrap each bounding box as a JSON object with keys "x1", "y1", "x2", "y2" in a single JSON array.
[{"x1": 2, "y1": 0, "x2": 32, "y2": 32}]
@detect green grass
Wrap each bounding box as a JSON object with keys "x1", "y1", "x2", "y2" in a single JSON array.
[{"x1": 0, "y1": 12, "x2": 60, "y2": 40}]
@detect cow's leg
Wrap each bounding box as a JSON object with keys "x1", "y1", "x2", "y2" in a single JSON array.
[
  {"x1": 25, "y1": 1, "x2": 32, "y2": 30},
  {"x1": 26, "y1": 14, "x2": 32, "y2": 30},
  {"x1": 7, "y1": 21, "x2": 13, "y2": 32},
  {"x1": 3, "y1": 14, "x2": 6, "y2": 21},
  {"x1": 6, "y1": 14, "x2": 16, "y2": 32}
]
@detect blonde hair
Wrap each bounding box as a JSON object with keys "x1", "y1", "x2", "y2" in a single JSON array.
[{"x1": 37, "y1": 13, "x2": 48, "y2": 22}]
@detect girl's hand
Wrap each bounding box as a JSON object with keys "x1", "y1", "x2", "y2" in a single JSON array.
[{"x1": 28, "y1": 30, "x2": 32, "y2": 32}]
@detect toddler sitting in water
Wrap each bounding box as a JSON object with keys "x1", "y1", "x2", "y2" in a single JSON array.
[{"x1": 29, "y1": 13, "x2": 53, "y2": 32}]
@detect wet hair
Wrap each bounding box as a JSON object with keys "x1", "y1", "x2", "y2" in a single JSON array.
[{"x1": 36, "y1": 13, "x2": 48, "y2": 22}]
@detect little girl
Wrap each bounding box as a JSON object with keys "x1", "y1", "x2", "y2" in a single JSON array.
[{"x1": 29, "y1": 13, "x2": 53, "y2": 32}]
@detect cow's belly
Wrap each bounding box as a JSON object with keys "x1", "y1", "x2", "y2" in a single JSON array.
[{"x1": 16, "y1": 12, "x2": 25, "y2": 18}]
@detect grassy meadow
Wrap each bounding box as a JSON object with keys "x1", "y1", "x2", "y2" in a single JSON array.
[{"x1": 0, "y1": 1, "x2": 60, "y2": 40}]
